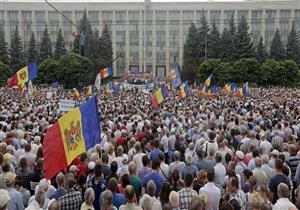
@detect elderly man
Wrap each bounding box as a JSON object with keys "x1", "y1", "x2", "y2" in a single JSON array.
[
  {"x1": 119, "y1": 185, "x2": 142, "y2": 210},
  {"x1": 273, "y1": 183, "x2": 297, "y2": 210},
  {"x1": 168, "y1": 151, "x2": 185, "y2": 176},
  {"x1": 5, "y1": 172, "x2": 24, "y2": 210},
  {"x1": 252, "y1": 157, "x2": 268, "y2": 186}
]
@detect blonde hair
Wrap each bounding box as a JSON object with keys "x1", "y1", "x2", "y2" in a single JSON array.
[{"x1": 249, "y1": 192, "x2": 264, "y2": 209}]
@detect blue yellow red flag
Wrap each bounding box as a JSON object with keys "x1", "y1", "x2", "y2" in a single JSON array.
[
  {"x1": 179, "y1": 81, "x2": 189, "y2": 99},
  {"x1": 8, "y1": 62, "x2": 37, "y2": 87},
  {"x1": 43, "y1": 96, "x2": 100, "y2": 179},
  {"x1": 100, "y1": 67, "x2": 113, "y2": 79}
]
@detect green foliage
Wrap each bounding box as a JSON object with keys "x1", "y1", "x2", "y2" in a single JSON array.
[
  {"x1": 54, "y1": 28, "x2": 66, "y2": 60},
  {"x1": 219, "y1": 28, "x2": 234, "y2": 62},
  {"x1": 232, "y1": 58, "x2": 260, "y2": 83},
  {"x1": 197, "y1": 13, "x2": 209, "y2": 60},
  {"x1": 256, "y1": 37, "x2": 268, "y2": 64},
  {"x1": 9, "y1": 26, "x2": 25, "y2": 72},
  {"x1": 270, "y1": 28, "x2": 285, "y2": 60},
  {"x1": 96, "y1": 25, "x2": 113, "y2": 70},
  {"x1": 57, "y1": 53, "x2": 94, "y2": 88},
  {"x1": 207, "y1": 22, "x2": 221, "y2": 59},
  {"x1": 183, "y1": 23, "x2": 200, "y2": 82},
  {"x1": 286, "y1": 22, "x2": 300, "y2": 64},
  {"x1": 73, "y1": 9, "x2": 94, "y2": 59},
  {"x1": 260, "y1": 59, "x2": 298, "y2": 86},
  {"x1": 39, "y1": 26, "x2": 52, "y2": 62},
  {"x1": 27, "y1": 32, "x2": 38, "y2": 63},
  {"x1": 233, "y1": 15, "x2": 255, "y2": 59},
  {"x1": 0, "y1": 61, "x2": 12, "y2": 85},
  {"x1": 198, "y1": 59, "x2": 221, "y2": 84},
  {"x1": 36, "y1": 59, "x2": 58, "y2": 84},
  {"x1": 0, "y1": 26, "x2": 9, "y2": 65}
]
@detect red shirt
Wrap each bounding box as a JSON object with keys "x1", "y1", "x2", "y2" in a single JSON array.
[
  {"x1": 116, "y1": 136, "x2": 126, "y2": 147},
  {"x1": 77, "y1": 161, "x2": 89, "y2": 176}
]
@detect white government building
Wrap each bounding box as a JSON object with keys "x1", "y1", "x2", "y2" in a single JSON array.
[{"x1": 0, "y1": 0, "x2": 300, "y2": 77}]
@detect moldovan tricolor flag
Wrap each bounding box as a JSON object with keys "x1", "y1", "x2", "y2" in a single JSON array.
[
  {"x1": 43, "y1": 97, "x2": 100, "y2": 179},
  {"x1": 8, "y1": 62, "x2": 37, "y2": 87},
  {"x1": 100, "y1": 66, "x2": 113, "y2": 79}
]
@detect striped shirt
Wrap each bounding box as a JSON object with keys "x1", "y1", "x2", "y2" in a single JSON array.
[{"x1": 286, "y1": 155, "x2": 300, "y2": 181}]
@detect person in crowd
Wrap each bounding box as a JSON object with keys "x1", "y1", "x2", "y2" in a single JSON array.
[
  {"x1": 272, "y1": 183, "x2": 297, "y2": 210},
  {"x1": 199, "y1": 168, "x2": 221, "y2": 210},
  {"x1": 142, "y1": 158, "x2": 164, "y2": 197},
  {"x1": 119, "y1": 185, "x2": 142, "y2": 210},
  {"x1": 59, "y1": 173, "x2": 82, "y2": 210},
  {"x1": 178, "y1": 173, "x2": 198, "y2": 209},
  {"x1": 80, "y1": 187, "x2": 95, "y2": 210}
]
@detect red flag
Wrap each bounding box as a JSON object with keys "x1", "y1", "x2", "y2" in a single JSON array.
[
  {"x1": 43, "y1": 123, "x2": 68, "y2": 179},
  {"x1": 151, "y1": 94, "x2": 158, "y2": 108},
  {"x1": 7, "y1": 74, "x2": 18, "y2": 87}
]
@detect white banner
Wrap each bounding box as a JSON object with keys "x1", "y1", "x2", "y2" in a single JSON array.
[{"x1": 59, "y1": 99, "x2": 76, "y2": 112}]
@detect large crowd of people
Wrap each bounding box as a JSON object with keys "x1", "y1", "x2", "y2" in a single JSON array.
[{"x1": 0, "y1": 86, "x2": 300, "y2": 210}]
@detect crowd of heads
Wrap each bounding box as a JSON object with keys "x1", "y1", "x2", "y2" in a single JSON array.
[{"x1": 0, "y1": 86, "x2": 300, "y2": 210}]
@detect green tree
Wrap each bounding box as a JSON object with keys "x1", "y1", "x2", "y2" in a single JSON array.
[
  {"x1": 219, "y1": 28, "x2": 234, "y2": 62},
  {"x1": 270, "y1": 28, "x2": 285, "y2": 60},
  {"x1": 10, "y1": 26, "x2": 25, "y2": 72},
  {"x1": 0, "y1": 61, "x2": 12, "y2": 85},
  {"x1": 197, "y1": 13, "x2": 209, "y2": 60},
  {"x1": 97, "y1": 24, "x2": 113, "y2": 70},
  {"x1": 286, "y1": 22, "x2": 300, "y2": 64},
  {"x1": 73, "y1": 9, "x2": 94, "y2": 59},
  {"x1": 256, "y1": 36, "x2": 268, "y2": 64},
  {"x1": 27, "y1": 32, "x2": 38, "y2": 63},
  {"x1": 36, "y1": 59, "x2": 58, "y2": 84},
  {"x1": 216, "y1": 62, "x2": 233, "y2": 85},
  {"x1": 182, "y1": 23, "x2": 200, "y2": 82},
  {"x1": 261, "y1": 59, "x2": 285, "y2": 86},
  {"x1": 233, "y1": 15, "x2": 254, "y2": 59},
  {"x1": 280, "y1": 59, "x2": 299, "y2": 86},
  {"x1": 232, "y1": 58, "x2": 260, "y2": 84},
  {"x1": 54, "y1": 28, "x2": 67, "y2": 60},
  {"x1": 57, "y1": 53, "x2": 94, "y2": 88},
  {"x1": 198, "y1": 59, "x2": 221, "y2": 84},
  {"x1": 39, "y1": 25, "x2": 52, "y2": 62},
  {"x1": 0, "y1": 26, "x2": 9, "y2": 65},
  {"x1": 207, "y1": 22, "x2": 221, "y2": 59}
]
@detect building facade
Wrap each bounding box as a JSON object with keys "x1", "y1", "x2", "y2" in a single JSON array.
[{"x1": 0, "y1": 0, "x2": 300, "y2": 76}]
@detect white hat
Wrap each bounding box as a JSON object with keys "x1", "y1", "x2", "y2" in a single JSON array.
[
  {"x1": 0, "y1": 189, "x2": 10, "y2": 208},
  {"x1": 39, "y1": 178, "x2": 51, "y2": 191},
  {"x1": 69, "y1": 165, "x2": 78, "y2": 173},
  {"x1": 236, "y1": 151, "x2": 244, "y2": 160},
  {"x1": 88, "y1": 162, "x2": 96, "y2": 170},
  {"x1": 5, "y1": 172, "x2": 16, "y2": 185},
  {"x1": 271, "y1": 149, "x2": 279, "y2": 156}
]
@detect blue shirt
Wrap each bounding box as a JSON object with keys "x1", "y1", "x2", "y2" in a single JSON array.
[
  {"x1": 149, "y1": 150, "x2": 160, "y2": 161},
  {"x1": 49, "y1": 188, "x2": 66, "y2": 200},
  {"x1": 88, "y1": 176, "x2": 107, "y2": 210},
  {"x1": 7, "y1": 187, "x2": 24, "y2": 210},
  {"x1": 113, "y1": 193, "x2": 125, "y2": 209},
  {"x1": 142, "y1": 171, "x2": 164, "y2": 197}
]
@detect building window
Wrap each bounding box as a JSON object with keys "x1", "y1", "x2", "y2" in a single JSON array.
[
  {"x1": 251, "y1": 10, "x2": 262, "y2": 47},
  {"x1": 210, "y1": 11, "x2": 221, "y2": 29}
]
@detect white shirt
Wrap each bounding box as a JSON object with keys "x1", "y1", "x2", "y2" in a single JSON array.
[
  {"x1": 199, "y1": 182, "x2": 221, "y2": 210},
  {"x1": 161, "y1": 135, "x2": 169, "y2": 153},
  {"x1": 260, "y1": 140, "x2": 272, "y2": 155},
  {"x1": 214, "y1": 163, "x2": 226, "y2": 187},
  {"x1": 272, "y1": 198, "x2": 296, "y2": 210},
  {"x1": 159, "y1": 162, "x2": 169, "y2": 179},
  {"x1": 133, "y1": 152, "x2": 146, "y2": 172}
]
